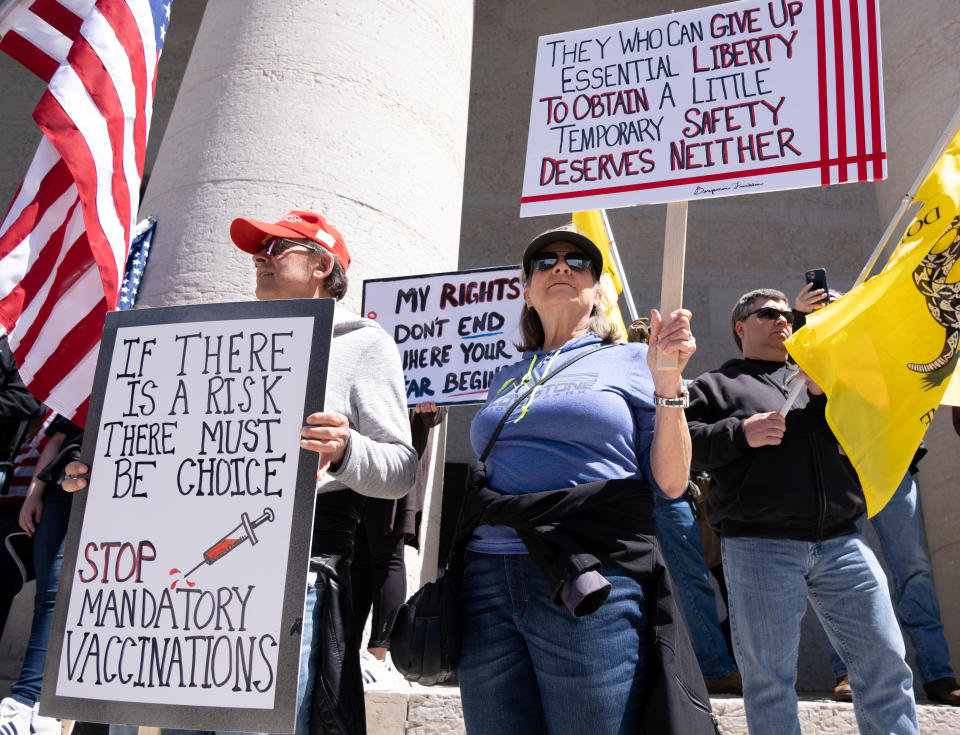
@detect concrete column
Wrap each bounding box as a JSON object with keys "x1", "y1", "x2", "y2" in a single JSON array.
[{"x1": 136, "y1": 0, "x2": 474, "y2": 315}]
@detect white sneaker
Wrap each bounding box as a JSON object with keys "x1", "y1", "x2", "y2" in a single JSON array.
[
  {"x1": 359, "y1": 650, "x2": 392, "y2": 690},
  {"x1": 29, "y1": 703, "x2": 60, "y2": 735},
  {"x1": 0, "y1": 697, "x2": 32, "y2": 735}
]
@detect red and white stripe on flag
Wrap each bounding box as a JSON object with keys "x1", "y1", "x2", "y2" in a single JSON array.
[
  {"x1": 1, "y1": 409, "x2": 56, "y2": 505},
  {"x1": 815, "y1": 0, "x2": 886, "y2": 185},
  {"x1": 0, "y1": 0, "x2": 171, "y2": 427}
]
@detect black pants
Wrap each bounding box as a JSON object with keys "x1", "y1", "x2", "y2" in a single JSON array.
[
  {"x1": 0, "y1": 506, "x2": 29, "y2": 638},
  {"x1": 350, "y1": 498, "x2": 406, "y2": 649}
]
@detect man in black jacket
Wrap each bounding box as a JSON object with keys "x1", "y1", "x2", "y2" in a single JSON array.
[{"x1": 685, "y1": 288, "x2": 918, "y2": 735}]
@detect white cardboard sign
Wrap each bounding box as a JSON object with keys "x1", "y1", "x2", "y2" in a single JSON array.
[
  {"x1": 42, "y1": 300, "x2": 334, "y2": 733},
  {"x1": 520, "y1": 0, "x2": 885, "y2": 216},
  {"x1": 362, "y1": 266, "x2": 525, "y2": 406}
]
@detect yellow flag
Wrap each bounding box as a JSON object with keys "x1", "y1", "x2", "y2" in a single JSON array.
[
  {"x1": 572, "y1": 210, "x2": 627, "y2": 340},
  {"x1": 785, "y1": 128, "x2": 960, "y2": 516}
]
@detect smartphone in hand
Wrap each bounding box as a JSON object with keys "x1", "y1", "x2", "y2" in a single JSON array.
[{"x1": 805, "y1": 268, "x2": 829, "y2": 304}]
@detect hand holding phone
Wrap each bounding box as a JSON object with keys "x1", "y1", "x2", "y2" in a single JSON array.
[{"x1": 798, "y1": 268, "x2": 829, "y2": 312}]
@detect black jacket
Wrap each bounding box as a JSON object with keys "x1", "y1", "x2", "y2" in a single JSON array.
[
  {"x1": 686, "y1": 358, "x2": 864, "y2": 541},
  {"x1": 0, "y1": 335, "x2": 43, "y2": 489},
  {"x1": 460, "y1": 466, "x2": 719, "y2": 735},
  {"x1": 308, "y1": 489, "x2": 368, "y2": 735}
]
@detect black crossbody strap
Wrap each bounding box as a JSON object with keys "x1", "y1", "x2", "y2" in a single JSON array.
[
  {"x1": 478, "y1": 342, "x2": 615, "y2": 462},
  {"x1": 442, "y1": 342, "x2": 616, "y2": 572}
]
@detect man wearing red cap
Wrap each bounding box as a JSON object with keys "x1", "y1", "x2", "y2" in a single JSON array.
[
  {"x1": 158, "y1": 210, "x2": 414, "y2": 735},
  {"x1": 228, "y1": 209, "x2": 417, "y2": 734},
  {"x1": 63, "y1": 211, "x2": 415, "y2": 734}
]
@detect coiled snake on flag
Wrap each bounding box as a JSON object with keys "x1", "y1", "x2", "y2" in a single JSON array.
[{"x1": 908, "y1": 215, "x2": 960, "y2": 374}]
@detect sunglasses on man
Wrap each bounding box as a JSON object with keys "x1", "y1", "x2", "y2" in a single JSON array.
[
  {"x1": 746, "y1": 306, "x2": 793, "y2": 322},
  {"x1": 258, "y1": 236, "x2": 324, "y2": 257},
  {"x1": 530, "y1": 251, "x2": 592, "y2": 272}
]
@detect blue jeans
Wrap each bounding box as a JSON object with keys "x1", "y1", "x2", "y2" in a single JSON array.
[
  {"x1": 158, "y1": 583, "x2": 317, "y2": 735},
  {"x1": 458, "y1": 552, "x2": 646, "y2": 735},
  {"x1": 653, "y1": 493, "x2": 735, "y2": 679},
  {"x1": 828, "y1": 473, "x2": 953, "y2": 684},
  {"x1": 723, "y1": 534, "x2": 918, "y2": 735},
  {"x1": 10, "y1": 486, "x2": 72, "y2": 706}
]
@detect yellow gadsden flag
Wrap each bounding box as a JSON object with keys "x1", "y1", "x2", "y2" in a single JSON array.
[
  {"x1": 572, "y1": 210, "x2": 627, "y2": 340},
  {"x1": 786, "y1": 129, "x2": 960, "y2": 516}
]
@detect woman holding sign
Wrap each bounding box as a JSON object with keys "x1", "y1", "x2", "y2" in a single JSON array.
[{"x1": 457, "y1": 225, "x2": 714, "y2": 734}]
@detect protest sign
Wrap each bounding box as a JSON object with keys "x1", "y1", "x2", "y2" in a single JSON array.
[
  {"x1": 362, "y1": 266, "x2": 525, "y2": 405},
  {"x1": 521, "y1": 0, "x2": 885, "y2": 216},
  {"x1": 41, "y1": 300, "x2": 334, "y2": 733}
]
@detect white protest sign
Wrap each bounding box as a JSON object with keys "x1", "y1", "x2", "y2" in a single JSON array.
[
  {"x1": 42, "y1": 300, "x2": 334, "y2": 734},
  {"x1": 362, "y1": 266, "x2": 525, "y2": 405},
  {"x1": 521, "y1": 0, "x2": 885, "y2": 216}
]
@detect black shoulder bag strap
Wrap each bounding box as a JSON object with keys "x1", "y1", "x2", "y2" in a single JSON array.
[{"x1": 443, "y1": 342, "x2": 616, "y2": 572}]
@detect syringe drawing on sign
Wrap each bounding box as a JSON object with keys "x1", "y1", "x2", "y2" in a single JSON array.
[{"x1": 169, "y1": 508, "x2": 275, "y2": 589}]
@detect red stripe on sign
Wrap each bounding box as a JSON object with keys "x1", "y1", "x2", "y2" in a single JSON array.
[
  {"x1": 831, "y1": 0, "x2": 847, "y2": 183},
  {"x1": 0, "y1": 30, "x2": 60, "y2": 81},
  {"x1": 848, "y1": 0, "x2": 867, "y2": 180},
  {"x1": 520, "y1": 152, "x2": 887, "y2": 204},
  {"x1": 30, "y1": 0, "x2": 83, "y2": 39},
  {"x1": 865, "y1": 0, "x2": 883, "y2": 179},
  {"x1": 815, "y1": 0, "x2": 830, "y2": 185}
]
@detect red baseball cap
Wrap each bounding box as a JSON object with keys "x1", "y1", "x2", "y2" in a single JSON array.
[{"x1": 230, "y1": 210, "x2": 351, "y2": 271}]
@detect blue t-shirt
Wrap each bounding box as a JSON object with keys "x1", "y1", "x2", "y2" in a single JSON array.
[{"x1": 468, "y1": 332, "x2": 659, "y2": 554}]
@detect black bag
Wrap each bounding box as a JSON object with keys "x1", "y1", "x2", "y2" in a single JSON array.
[
  {"x1": 388, "y1": 549, "x2": 464, "y2": 685},
  {"x1": 389, "y1": 345, "x2": 613, "y2": 685}
]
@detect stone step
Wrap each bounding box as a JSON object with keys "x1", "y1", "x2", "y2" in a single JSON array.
[{"x1": 365, "y1": 685, "x2": 960, "y2": 735}]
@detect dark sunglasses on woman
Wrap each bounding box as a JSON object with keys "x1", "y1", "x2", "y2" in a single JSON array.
[{"x1": 530, "y1": 251, "x2": 592, "y2": 272}]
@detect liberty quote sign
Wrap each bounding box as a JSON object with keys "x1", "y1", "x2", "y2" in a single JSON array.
[
  {"x1": 520, "y1": 0, "x2": 886, "y2": 215},
  {"x1": 41, "y1": 300, "x2": 334, "y2": 733}
]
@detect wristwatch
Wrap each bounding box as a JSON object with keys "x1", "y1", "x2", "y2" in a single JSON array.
[{"x1": 654, "y1": 386, "x2": 689, "y2": 408}]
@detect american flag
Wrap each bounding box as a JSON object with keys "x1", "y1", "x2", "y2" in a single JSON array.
[
  {"x1": 2, "y1": 409, "x2": 55, "y2": 504},
  {"x1": 118, "y1": 215, "x2": 155, "y2": 310},
  {"x1": 0, "y1": 0, "x2": 172, "y2": 427}
]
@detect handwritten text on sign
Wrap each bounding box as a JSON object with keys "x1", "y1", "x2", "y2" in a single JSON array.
[
  {"x1": 54, "y1": 315, "x2": 318, "y2": 717},
  {"x1": 362, "y1": 267, "x2": 525, "y2": 405},
  {"x1": 520, "y1": 0, "x2": 885, "y2": 216}
]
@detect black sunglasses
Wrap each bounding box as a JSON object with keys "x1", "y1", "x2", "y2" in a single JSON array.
[
  {"x1": 258, "y1": 236, "x2": 323, "y2": 257},
  {"x1": 747, "y1": 306, "x2": 793, "y2": 322},
  {"x1": 530, "y1": 251, "x2": 592, "y2": 272}
]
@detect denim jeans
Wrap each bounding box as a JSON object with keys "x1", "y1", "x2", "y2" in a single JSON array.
[
  {"x1": 10, "y1": 486, "x2": 72, "y2": 706},
  {"x1": 653, "y1": 493, "x2": 735, "y2": 680},
  {"x1": 458, "y1": 552, "x2": 647, "y2": 735},
  {"x1": 828, "y1": 472, "x2": 953, "y2": 684},
  {"x1": 723, "y1": 534, "x2": 918, "y2": 735},
  {"x1": 156, "y1": 583, "x2": 317, "y2": 735}
]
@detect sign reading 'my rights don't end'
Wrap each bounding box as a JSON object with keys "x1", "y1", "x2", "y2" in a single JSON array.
[
  {"x1": 520, "y1": 0, "x2": 886, "y2": 216},
  {"x1": 362, "y1": 266, "x2": 525, "y2": 406},
  {"x1": 42, "y1": 300, "x2": 334, "y2": 734}
]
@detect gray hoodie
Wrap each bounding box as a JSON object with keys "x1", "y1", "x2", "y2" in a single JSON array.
[{"x1": 319, "y1": 304, "x2": 416, "y2": 499}]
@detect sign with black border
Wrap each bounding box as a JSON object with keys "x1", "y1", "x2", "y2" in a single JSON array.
[
  {"x1": 362, "y1": 266, "x2": 525, "y2": 406},
  {"x1": 40, "y1": 299, "x2": 334, "y2": 733}
]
